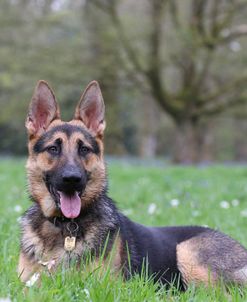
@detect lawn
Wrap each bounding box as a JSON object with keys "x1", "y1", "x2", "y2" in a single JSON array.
[{"x1": 0, "y1": 157, "x2": 247, "y2": 301}]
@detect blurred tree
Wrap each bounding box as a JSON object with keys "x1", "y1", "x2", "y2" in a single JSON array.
[
  {"x1": 1, "y1": 0, "x2": 247, "y2": 162},
  {"x1": 90, "y1": 0, "x2": 247, "y2": 163},
  {"x1": 84, "y1": 2, "x2": 126, "y2": 154},
  {"x1": 0, "y1": 0, "x2": 134, "y2": 155}
]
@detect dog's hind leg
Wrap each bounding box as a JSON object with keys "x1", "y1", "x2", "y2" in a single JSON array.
[
  {"x1": 227, "y1": 266, "x2": 247, "y2": 285},
  {"x1": 176, "y1": 239, "x2": 218, "y2": 287},
  {"x1": 177, "y1": 229, "x2": 247, "y2": 287}
]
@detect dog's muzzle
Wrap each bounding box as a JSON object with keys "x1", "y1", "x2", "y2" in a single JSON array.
[{"x1": 44, "y1": 165, "x2": 88, "y2": 219}]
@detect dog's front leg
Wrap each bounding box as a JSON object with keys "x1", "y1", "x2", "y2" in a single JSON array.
[{"x1": 18, "y1": 252, "x2": 41, "y2": 283}]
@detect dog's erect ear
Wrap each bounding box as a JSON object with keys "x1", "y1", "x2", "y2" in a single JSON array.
[
  {"x1": 26, "y1": 81, "x2": 60, "y2": 136},
  {"x1": 74, "y1": 81, "x2": 105, "y2": 137}
]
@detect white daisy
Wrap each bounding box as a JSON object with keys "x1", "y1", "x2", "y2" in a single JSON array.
[
  {"x1": 220, "y1": 201, "x2": 230, "y2": 209},
  {"x1": 231, "y1": 199, "x2": 239, "y2": 207},
  {"x1": 148, "y1": 203, "x2": 157, "y2": 215},
  {"x1": 192, "y1": 210, "x2": 200, "y2": 217},
  {"x1": 14, "y1": 205, "x2": 22, "y2": 213},
  {"x1": 170, "y1": 199, "x2": 180, "y2": 207},
  {"x1": 241, "y1": 209, "x2": 247, "y2": 217},
  {"x1": 83, "y1": 289, "x2": 90, "y2": 298},
  {"x1": 16, "y1": 217, "x2": 22, "y2": 223},
  {"x1": 26, "y1": 272, "x2": 40, "y2": 287},
  {"x1": 0, "y1": 298, "x2": 11, "y2": 302}
]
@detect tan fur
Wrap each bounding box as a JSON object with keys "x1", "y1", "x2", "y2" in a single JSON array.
[
  {"x1": 21, "y1": 223, "x2": 44, "y2": 260},
  {"x1": 26, "y1": 81, "x2": 60, "y2": 138},
  {"x1": 20, "y1": 220, "x2": 92, "y2": 280},
  {"x1": 232, "y1": 266, "x2": 247, "y2": 284},
  {"x1": 19, "y1": 80, "x2": 247, "y2": 289},
  {"x1": 19, "y1": 81, "x2": 119, "y2": 284},
  {"x1": 20, "y1": 217, "x2": 124, "y2": 282},
  {"x1": 111, "y1": 236, "x2": 123, "y2": 273},
  {"x1": 81, "y1": 236, "x2": 123, "y2": 278},
  {"x1": 26, "y1": 118, "x2": 106, "y2": 217},
  {"x1": 73, "y1": 81, "x2": 105, "y2": 138},
  {"x1": 177, "y1": 240, "x2": 217, "y2": 287},
  {"x1": 18, "y1": 252, "x2": 41, "y2": 282}
]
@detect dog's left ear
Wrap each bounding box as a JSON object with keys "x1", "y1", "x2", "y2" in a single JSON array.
[{"x1": 74, "y1": 81, "x2": 105, "y2": 137}]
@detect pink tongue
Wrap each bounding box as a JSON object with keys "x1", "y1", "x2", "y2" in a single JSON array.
[{"x1": 59, "y1": 192, "x2": 81, "y2": 218}]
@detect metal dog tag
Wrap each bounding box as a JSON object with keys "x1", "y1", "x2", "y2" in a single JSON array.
[{"x1": 64, "y1": 236, "x2": 76, "y2": 251}]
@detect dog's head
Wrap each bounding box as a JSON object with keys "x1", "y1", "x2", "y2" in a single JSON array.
[{"x1": 26, "y1": 80, "x2": 106, "y2": 218}]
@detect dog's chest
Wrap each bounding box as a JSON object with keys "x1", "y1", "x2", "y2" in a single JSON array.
[
  {"x1": 21, "y1": 219, "x2": 94, "y2": 266},
  {"x1": 41, "y1": 238, "x2": 86, "y2": 268}
]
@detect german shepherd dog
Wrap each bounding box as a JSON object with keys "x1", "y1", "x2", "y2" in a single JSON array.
[{"x1": 19, "y1": 80, "x2": 247, "y2": 289}]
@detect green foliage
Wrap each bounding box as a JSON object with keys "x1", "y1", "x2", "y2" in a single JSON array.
[
  {"x1": 0, "y1": 0, "x2": 247, "y2": 160},
  {"x1": 0, "y1": 0, "x2": 136, "y2": 156},
  {"x1": 0, "y1": 158, "x2": 247, "y2": 300}
]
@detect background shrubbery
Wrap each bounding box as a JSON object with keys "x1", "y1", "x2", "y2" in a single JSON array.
[{"x1": 1, "y1": 0, "x2": 247, "y2": 163}]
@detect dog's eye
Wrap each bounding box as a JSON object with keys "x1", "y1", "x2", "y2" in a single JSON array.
[
  {"x1": 79, "y1": 145, "x2": 91, "y2": 156},
  {"x1": 47, "y1": 146, "x2": 60, "y2": 155}
]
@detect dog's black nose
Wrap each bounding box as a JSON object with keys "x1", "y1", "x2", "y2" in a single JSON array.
[
  {"x1": 57, "y1": 164, "x2": 86, "y2": 192},
  {"x1": 62, "y1": 171, "x2": 82, "y2": 185}
]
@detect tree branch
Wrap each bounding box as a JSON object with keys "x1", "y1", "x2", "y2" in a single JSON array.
[
  {"x1": 89, "y1": 0, "x2": 113, "y2": 13},
  {"x1": 194, "y1": 51, "x2": 214, "y2": 94},
  {"x1": 197, "y1": 95, "x2": 247, "y2": 117},
  {"x1": 168, "y1": 0, "x2": 180, "y2": 28},
  {"x1": 209, "y1": 0, "x2": 220, "y2": 38},
  {"x1": 190, "y1": 0, "x2": 208, "y2": 37},
  {"x1": 200, "y1": 76, "x2": 247, "y2": 104},
  {"x1": 145, "y1": 0, "x2": 182, "y2": 117},
  {"x1": 220, "y1": 24, "x2": 247, "y2": 43},
  {"x1": 109, "y1": 4, "x2": 147, "y2": 74},
  {"x1": 146, "y1": 0, "x2": 166, "y2": 74},
  {"x1": 90, "y1": 0, "x2": 146, "y2": 73}
]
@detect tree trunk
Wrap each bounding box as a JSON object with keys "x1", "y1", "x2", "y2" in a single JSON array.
[
  {"x1": 173, "y1": 120, "x2": 200, "y2": 163},
  {"x1": 234, "y1": 118, "x2": 247, "y2": 161},
  {"x1": 138, "y1": 94, "x2": 158, "y2": 158},
  {"x1": 199, "y1": 121, "x2": 214, "y2": 162},
  {"x1": 173, "y1": 119, "x2": 214, "y2": 164}
]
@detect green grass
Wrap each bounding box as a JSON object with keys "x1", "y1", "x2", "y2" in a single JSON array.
[{"x1": 1, "y1": 158, "x2": 247, "y2": 301}]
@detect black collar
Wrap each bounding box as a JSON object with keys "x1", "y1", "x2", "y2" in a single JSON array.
[
  {"x1": 47, "y1": 215, "x2": 82, "y2": 238},
  {"x1": 47, "y1": 215, "x2": 75, "y2": 225}
]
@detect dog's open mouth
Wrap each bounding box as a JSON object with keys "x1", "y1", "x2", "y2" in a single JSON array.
[
  {"x1": 58, "y1": 191, "x2": 81, "y2": 219},
  {"x1": 49, "y1": 186, "x2": 82, "y2": 219}
]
